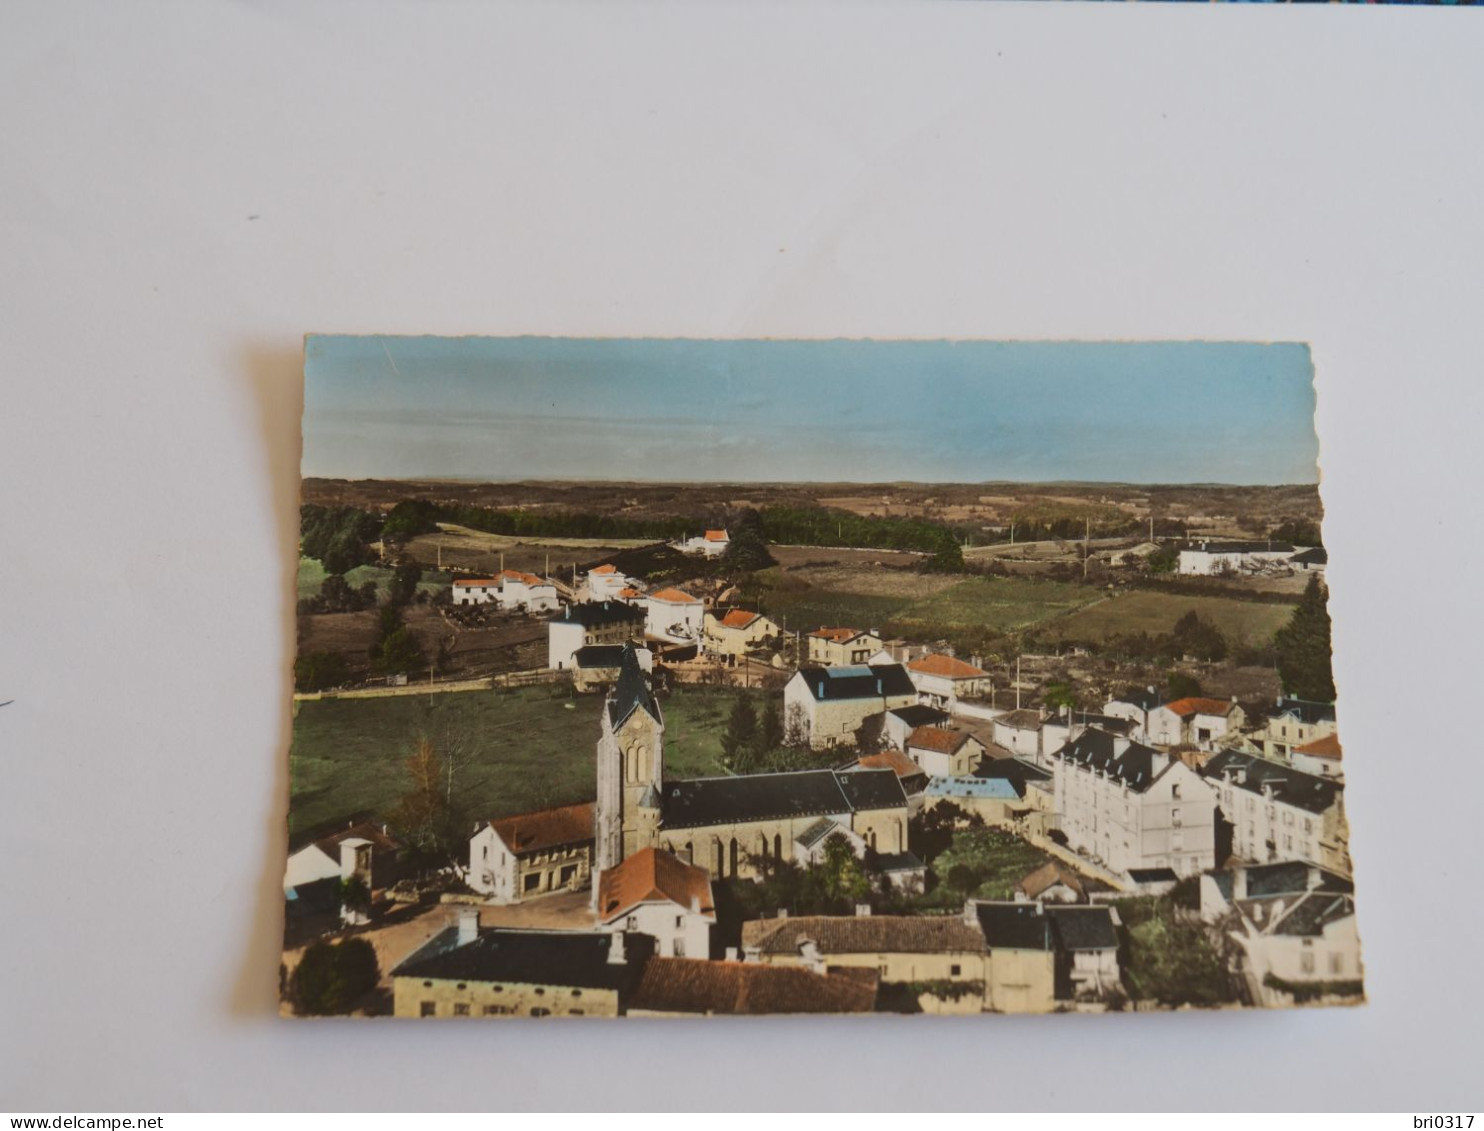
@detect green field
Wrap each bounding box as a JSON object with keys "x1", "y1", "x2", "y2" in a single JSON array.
[
  {"x1": 297, "y1": 556, "x2": 452, "y2": 602},
  {"x1": 289, "y1": 683, "x2": 751, "y2": 836},
  {"x1": 759, "y1": 575, "x2": 1103, "y2": 643},
  {"x1": 1037, "y1": 591, "x2": 1295, "y2": 649}
]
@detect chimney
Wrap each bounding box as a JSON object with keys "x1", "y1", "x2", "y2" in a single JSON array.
[
  {"x1": 776, "y1": 908, "x2": 789, "y2": 919},
  {"x1": 607, "y1": 931, "x2": 627, "y2": 965},
  {"x1": 724, "y1": 946, "x2": 738, "y2": 962},
  {"x1": 457, "y1": 907, "x2": 479, "y2": 946},
  {"x1": 690, "y1": 895, "x2": 701, "y2": 913},
  {"x1": 855, "y1": 903, "x2": 872, "y2": 917},
  {"x1": 1307, "y1": 865, "x2": 1322, "y2": 891}
]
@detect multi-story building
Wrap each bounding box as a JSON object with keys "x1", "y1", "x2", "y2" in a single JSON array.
[
  {"x1": 466, "y1": 802, "x2": 595, "y2": 904},
  {"x1": 1050, "y1": 728, "x2": 1217, "y2": 879},
  {"x1": 782, "y1": 663, "x2": 919, "y2": 750},
  {"x1": 1202, "y1": 750, "x2": 1350, "y2": 877},
  {"x1": 547, "y1": 601, "x2": 646, "y2": 670},
  {"x1": 701, "y1": 608, "x2": 781, "y2": 659},
  {"x1": 1257, "y1": 697, "x2": 1338, "y2": 763},
  {"x1": 904, "y1": 653, "x2": 991, "y2": 708},
  {"x1": 1146, "y1": 697, "x2": 1245, "y2": 750},
  {"x1": 806, "y1": 627, "x2": 884, "y2": 667},
  {"x1": 642, "y1": 587, "x2": 705, "y2": 644}
]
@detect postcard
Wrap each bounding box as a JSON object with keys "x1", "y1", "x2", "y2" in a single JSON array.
[{"x1": 282, "y1": 336, "x2": 1358, "y2": 1018}]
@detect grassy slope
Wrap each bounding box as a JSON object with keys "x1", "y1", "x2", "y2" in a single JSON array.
[
  {"x1": 1037, "y1": 591, "x2": 1295, "y2": 649},
  {"x1": 297, "y1": 556, "x2": 451, "y2": 602},
  {"x1": 288, "y1": 684, "x2": 747, "y2": 835}
]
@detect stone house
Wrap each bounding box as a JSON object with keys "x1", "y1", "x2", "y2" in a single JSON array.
[
  {"x1": 701, "y1": 608, "x2": 780, "y2": 660},
  {"x1": 806, "y1": 627, "x2": 884, "y2": 667},
  {"x1": 595, "y1": 846, "x2": 715, "y2": 960},
  {"x1": 905, "y1": 725, "x2": 987, "y2": 777},
  {"x1": 1202, "y1": 750, "x2": 1350, "y2": 877},
  {"x1": 905, "y1": 653, "x2": 992, "y2": 708},
  {"x1": 782, "y1": 663, "x2": 919, "y2": 750},
  {"x1": 1258, "y1": 697, "x2": 1338, "y2": 763},
  {"x1": 547, "y1": 601, "x2": 646, "y2": 670},
  {"x1": 467, "y1": 802, "x2": 595, "y2": 905},
  {"x1": 1146, "y1": 697, "x2": 1245, "y2": 750}
]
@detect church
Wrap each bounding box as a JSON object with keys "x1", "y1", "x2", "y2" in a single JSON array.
[{"x1": 593, "y1": 643, "x2": 911, "y2": 891}]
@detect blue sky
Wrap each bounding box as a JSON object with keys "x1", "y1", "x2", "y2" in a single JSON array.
[{"x1": 302, "y1": 337, "x2": 1318, "y2": 485}]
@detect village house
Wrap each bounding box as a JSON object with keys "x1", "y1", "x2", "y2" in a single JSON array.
[
  {"x1": 570, "y1": 644, "x2": 624, "y2": 693},
  {"x1": 1051, "y1": 728, "x2": 1217, "y2": 880},
  {"x1": 467, "y1": 802, "x2": 596, "y2": 905},
  {"x1": 783, "y1": 663, "x2": 919, "y2": 750},
  {"x1": 494, "y1": 569, "x2": 560, "y2": 613},
  {"x1": 627, "y1": 957, "x2": 878, "y2": 1017},
  {"x1": 742, "y1": 913, "x2": 989, "y2": 1015},
  {"x1": 642, "y1": 587, "x2": 706, "y2": 645},
  {"x1": 595, "y1": 846, "x2": 715, "y2": 960},
  {"x1": 967, "y1": 900, "x2": 1123, "y2": 1010},
  {"x1": 1202, "y1": 750, "x2": 1350, "y2": 877},
  {"x1": 1146, "y1": 697, "x2": 1246, "y2": 750},
  {"x1": 851, "y1": 748, "x2": 929, "y2": 811},
  {"x1": 791, "y1": 818, "x2": 869, "y2": 867},
  {"x1": 584, "y1": 563, "x2": 638, "y2": 602},
  {"x1": 701, "y1": 608, "x2": 780, "y2": 660},
  {"x1": 283, "y1": 820, "x2": 403, "y2": 929},
  {"x1": 905, "y1": 725, "x2": 988, "y2": 777},
  {"x1": 1177, "y1": 540, "x2": 1298, "y2": 576},
  {"x1": 1041, "y1": 710, "x2": 1135, "y2": 754},
  {"x1": 391, "y1": 913, "x2": 654, "y2": 1018},
  {"x1": 547, "y1": 601, "x2": 646, "y2": 670},
  {"x1": 1101, "y1": 687, "x2": 1164, "y2": 742},
  {"x1": 592, "y1": 646, "x2": 912, "y2": 884},
  {"x1": 1015, "y1": 861, "x2": 1087, "y2": 904},
  {"x1": 921, "y1": 775, "x2": 1025, "y2": 825},
  {"x1": 876, "y1": 703, "x2": 952, "y2": 752},
  {"x1": 1288, "y1": 546, "x2": 1328, "y2": 574},
  {"x1": 904, "y1": 653, "x2": 992, "y2": 708},
  {"x1": 806, "y1": 627, "x2": 884, "y2": 667},
  {"x1": 1200, "y1": 862, "x2": 1361, "y2": 1007},
  {"x1": 991, "y1": 709, "x2": 1047, "y2": 762},
  {"x1": 675, "y1": 529, "x2": 731, "y2": 558},
  {"x1": 1291, "y1": 734, "x2": 1343, "y2": 779},
  {"x1": 873, "y1": 850, "x2": 928, "y2": 895},
  {"x1": 1258, "y1": 697, "x2": 1338, "y2": 763},
  {"x1": 450, "y1": 576, "x2": 500, "y2": 606}
]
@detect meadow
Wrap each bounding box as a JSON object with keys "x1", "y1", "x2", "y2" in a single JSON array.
[
  {"x1": 1035, "y1": 590, "x2": 1296, "y2": 650},
  {"x1": 288, "y1": 683, "x2": 749, "y2": 837},
  {"x1": 296, "y1": 556, "x2": 452, "y2": 602}
]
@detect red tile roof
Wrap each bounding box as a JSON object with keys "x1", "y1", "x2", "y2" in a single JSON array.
[
  {"x1": 630, "y1": 958, "x2": 877, "y2": 1015},
  {"x1": 648, "y1": 587, "x2": 701, "y2": 604},
  {"x1": 704, "y1": 529, "x2": 729, "y2": 542},
  {"x1": 719, "y1": 609, "x2": 762, "y2": 629},
  {"x1": 590, "y1": 564, "x2": 618, "y2": 575},
  {"x1": 809, "y1": 626, "x2": 864, "y2": 642},
  {"x1": 907, "y1": 654, "x2": 988, "y2": 679},
  {"x1": 1294, "y1": 733, "x2": 1342, "y2": 760},
  {"x1": 617, "y1": 587, "x2": 642, "y2": 599},
  {"x1": 906, "y1": 725, "x2": 979, "y2": 755},
  {"x1": 597, "y1": 847, "x2": 714, "y2": 922},
  {"x1": 856, "y1": 749, "x2": 923, "y2": 779},
  {"x1": 1162, "y1": 697, "x2": 1238, "y2": 718},
  {"x1": 452, "y1": 577, "x2": 499, "y2": 588},
  {"x1": 1016, "y1": 861, "x2": 1087, "y2": 901},
  {"x1": 487, "y1": 802, "x2": 595, "y2": 856}
]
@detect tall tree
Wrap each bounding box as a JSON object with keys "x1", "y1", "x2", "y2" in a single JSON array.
[
  {"x1": 389, "y1": 739, "x2": 464, "y2": 875},
  {"x1": 721, "y1": 693, "x2": 759, "y2": 772},
  {"x1": 1274, "y1": 575, "x2": 1336, "y2": 702}
]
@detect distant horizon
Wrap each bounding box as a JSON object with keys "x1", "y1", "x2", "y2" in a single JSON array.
[{"x1": 303, "y1": 337, "x2": 1320, "y2": 485}]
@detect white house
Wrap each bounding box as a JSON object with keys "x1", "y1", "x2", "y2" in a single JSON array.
[
  {"x1": 905, "y1": 653, "x2": 992, "y2": 708},
  {"x1": 1291, "y1": 734, "x2": 1343, "y2": 779},
  {"x1": 880, "y1": 704, "x2": 952, "y2": 751},
  {"x1": 1201, "y1": 862, "x2": 1361, "y2": 1006},
  {"x1": 547, "y1": 601, "x2": 647, "y2": 670},
  {"x1": 992, "y1": 709, "x2": 1047, "y2": 762},
  {"x1": 283, "y1": 821, "x2": 401, "y2": 894},
  {"x1": 642, "y1": 587, "x2": 705, "y2": 644},
  {"x1": 450, "y1": 577, "x2": 501, "y2": 606},
  {"x1": 1177, "y1": 540, "x2": 1299, "y2": 576},
  {"x1": 1051, "y1": 728, "x2": 1217, "y2": 880},
  {"x1": 1259, "y1": 697, "x2": 1338, "y2": 763},
  {"x1": 1040, "y1": 710, "x2": 1135, "y2": 754},
  {"x1": 783, "y1": 663, "x2": 920, "y2": 750},
  {"x1": 1145, "y1": 697, "x2": 1245, "y2": 750},
  {"x1": 467, "y1": 802, "x2": 596, "y2": 904},
  {"x1": 1202, "y1": 750, "x2": 1349, "y2": 876},
  {"x1": 675, "y1": 529, "x2": 730, "y2": 558},
  {"x1": 493, "y1": 569, "x2": 560, "y2": 613},
  {"x1": 904, "y1": 725, "x2": 987, "y2": 777},
  {"x1": 585, "y1": 563, "x2": 637, "y2": 602},
  {"x1": 1288, "y1": 547, "x2": 1328, "y2": 574},
  {"x1": 1101, "y1": 687, "x2": 1164, "y2": 742},
  {"x1": 595, "y1": 846, "x2": 715, "y2": 960}
]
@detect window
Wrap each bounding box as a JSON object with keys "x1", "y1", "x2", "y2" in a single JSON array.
[
  {"x1": 951, "y1": 965, "x2": 962, "y2": 977},
  {"x1": 675, "y1": 915, "x2": 684, "y2": 929},
  {"x1": 483, "y1": 1005, "x2": 511, "y2": 1016},
  {"x1": 572, "y1": 989, "x2": 582, "y2": 998},
  {"x1": 534, "y1": 987, "x2": 545, "y2": 996},
  {"x1": 530, "y1": 1008, "x2": 551, "y2": 1017},
  {"x1": 1171, "y1": 784, "x2": 1181, "y2": 800},
  {"x1": 456, "y1": 983, "x2": 467, "y2": 990},
  {"x1": 1301, "y1": 952, "x2": 1315, "y2": 974},
  {"x1": 569, "y1": 1009, "x2": 585, "y2": 1017},
  {"x1": 1171, "y1": 808, "x2": 1182, "y2": 827},
  {"x1": 523, "y1": 872, "x2": 541, "y2": 893},
  {"x1": 453, "y1": 1003, "x2": 469, "y2": 1017},
  {"x1": 420, "y1": 1002, "x2": 436, "y2": 1017},
  {"x1": 1329, "y1": 952, "x2": 1343, "y2": 975}
]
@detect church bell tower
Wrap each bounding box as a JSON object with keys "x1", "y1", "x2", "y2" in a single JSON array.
[{"x1": 594, "y1": 644, "x2": 665, "y2": 885}]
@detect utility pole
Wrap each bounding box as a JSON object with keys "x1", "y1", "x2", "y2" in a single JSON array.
[
  {"x1": 1084, "y1": 515, "x2": 1091, "y2": 581},
  {"x1": 1015, "y1": 654, "x2": 1021, "y2": 711}
]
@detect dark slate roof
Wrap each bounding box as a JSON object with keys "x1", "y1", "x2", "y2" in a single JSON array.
[
  {"x1": 393, "y1": 927, "x2": 656, "y2": 993},
  {"x1": 1049, "y1": 711, "x2": 1134, "y2": 735},
  {"x1": 551, "y1": 601, "x2": 646, "y2": 629},
  {"x1": 573, "y1": 644, "x2": 625, "y2": 668},
  {"x1": 1272, "y1": 892, "x2": 1355, "y2": 938},
  {"x1": 608, "y1": 643, "x2": 661, "y2": 729},
  {"x1": 1187, "y1": 540, "x2": 1296, "y2": 554},
  {"x1": 974, "y1": 902, "x2": 1054, "y2": 952},
  {"x1": 1238, "y1": 861, "x2": 1354, "y2": 900},
  {"x1": 795, "y1": 664, "x2": 916, "y2": 702},
  {"x1": 1269, "y1": 697, "x2": 1337, "y2": 726},
  {"x1": 889, "y1": 704, "x2": 951, "y2": 728},
  {"x1": 995, "y1": 709, "x2": 1045, "y2": 731},
  {"x1": 1111, "y1": 687, "x2": 1163, "y2": 712},
  {"x1": 1202, "y1": 750, "x2": 1341, "y2": 815},
  {"x1": 1052, "y1": 728, "x2": 1167, "y2": 794},
  {"x1": 662, "y1": 769, "x2": 905, "y2": 830},
  {"x1": 873, "y1": 851, "x2": 925, "y2": 873},
  {"x1": 1046, "y1": 906, "x2": 1119, "y2": 951},
  {"x1": 974, "y1": 757, "x2": 1052, "y2": 797},
  {"x1": 1290, "y1": 547, "x2": 1328, "y2": 566},
  {"x1": 1128, "y1": 867, "x2": 1179, "y2": 884}
]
